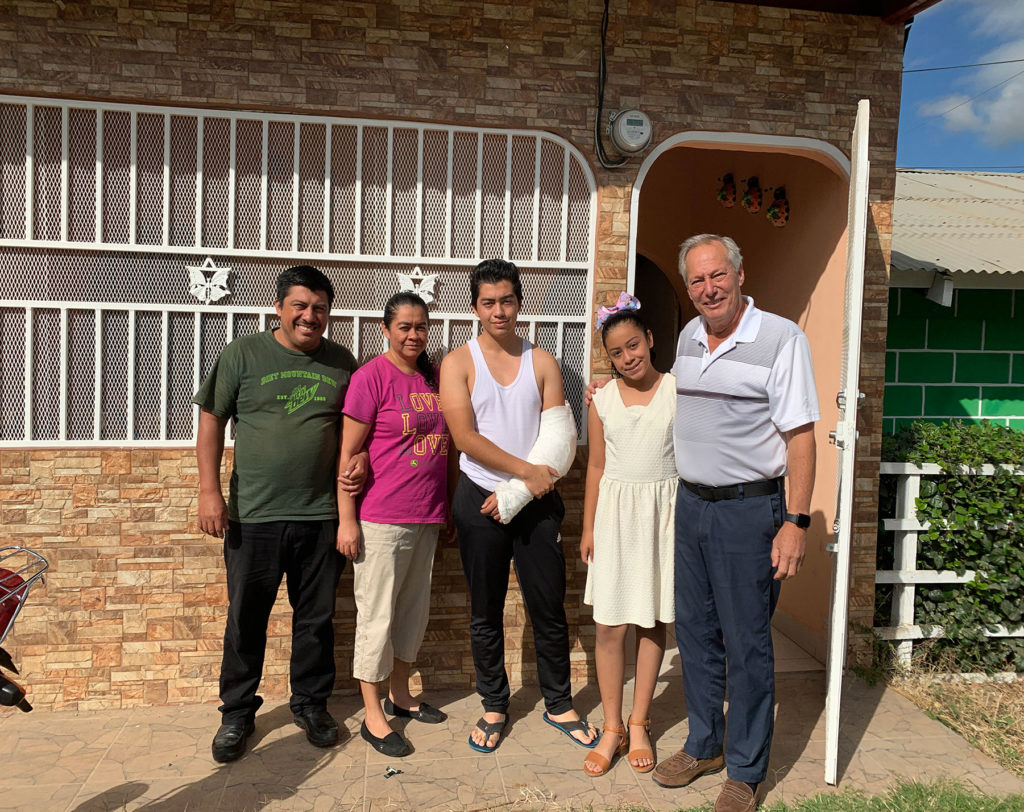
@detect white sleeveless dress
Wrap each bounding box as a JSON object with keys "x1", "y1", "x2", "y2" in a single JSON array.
[{"x1": 584, "y1": 374, "x2": 676, "y2": 627}]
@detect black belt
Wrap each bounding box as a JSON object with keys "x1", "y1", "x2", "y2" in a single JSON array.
[{"x1": 680, "y1": 477, "x2": 782, "y2": 502}]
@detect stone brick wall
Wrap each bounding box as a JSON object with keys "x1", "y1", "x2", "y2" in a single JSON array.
[
  {"x1": 0, "y1": 446, "x2": 590, "y2": 709},
  {"x1": 0, "y1": 0, "x2": 907, "y2": 703},
  {"x1": 884, "y1": 288, "x2": 1024, "y2": 432}
]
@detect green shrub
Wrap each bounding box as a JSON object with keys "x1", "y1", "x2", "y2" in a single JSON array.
[{"x1": 879, "y1": 420, "x2": 1024, "y2": 673}]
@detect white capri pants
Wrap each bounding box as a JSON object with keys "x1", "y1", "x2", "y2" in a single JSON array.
[{"x1": 352, "y1": 521, "x2": 440, "y2": 683}]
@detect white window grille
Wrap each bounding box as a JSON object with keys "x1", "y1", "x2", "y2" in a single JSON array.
[{"x1": 0, "y1": 96, "x2": 596, "y2": 446}]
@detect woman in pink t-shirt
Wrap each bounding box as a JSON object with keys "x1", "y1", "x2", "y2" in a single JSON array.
[{"x1": 337, "y1": 291, "x2": 454, "y2": 758}]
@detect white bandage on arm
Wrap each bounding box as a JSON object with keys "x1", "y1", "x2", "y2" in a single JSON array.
[{"x1": 492, "y1": 403, "x2": 577, "y2": 524}]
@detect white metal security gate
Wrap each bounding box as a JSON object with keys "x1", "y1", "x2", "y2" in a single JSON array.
[{"x1": 0, "y1": 95, "x2": 596, "y2": 445}]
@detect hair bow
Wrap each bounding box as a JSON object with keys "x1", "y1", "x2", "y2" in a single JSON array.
[{"x1": 596, "y1": 291, "x2": 641, "y2": 330}]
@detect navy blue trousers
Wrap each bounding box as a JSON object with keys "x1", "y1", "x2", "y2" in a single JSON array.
[
  {"x1": 452, "y1": 475, "x2": 572, "y2": 715},
  {"x1": 673, "y1": 482, "x2": 783, "y2": 784},
  {"x1": 219, "y1": 519, "x2": 343, "y2": 723}
]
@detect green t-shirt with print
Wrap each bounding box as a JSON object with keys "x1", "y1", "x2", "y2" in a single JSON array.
[{"x1": 194, "y1": 329, "x2": 358, "y2": 523}]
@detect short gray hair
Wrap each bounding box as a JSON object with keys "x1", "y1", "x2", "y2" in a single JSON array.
[{"x1": 677, "y1": 234, "x2": 743, "y2": 281}]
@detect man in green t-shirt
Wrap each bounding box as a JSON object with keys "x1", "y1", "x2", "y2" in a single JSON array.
[{"x1": 194, "y1": 265, "x2": 361, "y2": 763}]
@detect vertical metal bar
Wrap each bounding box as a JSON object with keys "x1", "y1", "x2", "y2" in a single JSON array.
[
  {"x1": 415, "y1": 128, "x2": 423, "y2": 257},
  {"x1": 228, "y1": 118, "x2": 236, "y2": 249},
  {"x1": 129, "y1": 110, "x2": 137, "y2": 244},
  {"x1": 226, "y1": 311, "x2": 234, "y2": 344},
  {"x1": 94, "y1": 308, "x2": 103, "y2": 440},
  {"x1": 353, "y1": 317, "x2": 361, "y2": 361},
  {"x1": 474, "y1": 132, "x2": 482, "y2": 258},
  {"x1": 292, "y1": 122, "x2": 300, "y2": 251},
  {"x1": 443, "y1": 317, "x2": 451, "y2": 349},
  {"x1": 159, "y1": 310, "x2": 169, "y2": 441},
  {"x1": 503, "y1": 135, "x2": 511, "y2": 260},
  {"x1": 323, "y1": 124, "x2": 332, "y2": 252},
  {"x1": 95, "y1": 109, "x2": 103, "y2": 243},
  {"x1": 529, "y1": 320, "x2": 537, "y2": 343},
  {"x1": 60, "y1": 106, "x2": 69, "y2": 242},
  {"x1": 385, "y1": 126, "x2": 393, "y2": 257},
  {"x1": 58, "y1": 307, "x2": 68, "y2": 441},
  {"x1": 25, "y1": 103, "x2": 34, "y2": 240},
  {"x1": 260, "y1": 119, "x2": 269, "y2": 250},
  {"x1": 195, "y1": 115, "x2": 204, "y2": 247},
  {"x1": 193, "y1": 311, "x2": 202, "y2": 438},
  {"x1": 560, "y1": 148, "x2": 570, "y2": 262},
  {"x1": 24, "y1": 307, "x2": 33, "y2": 441},
  {"x1": 532, "y1": 136, "x2": 542, "y2": 261},
  {"x1": 445, "y1": 130, "x2": 453, "y2": 259},
  {"x1": 258, "y1": 312, "x2": 267, "y2": 331},
  {"x1": 163, "y1": 113, "x2": 171, "y2": 246},
  {"x1": 354, "y1": 125, "x2": 363, "y2": 255},
  {"x1": 556, "y1": 321, "x2": 564, "y2": 362},
  {"x1": 126, "y1": 309, "x2": 136, "y2": 440}
]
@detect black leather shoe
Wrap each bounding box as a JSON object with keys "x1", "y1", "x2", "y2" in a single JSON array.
[
  {"x1": 212, "y1": 720, "x2": 255, "y2": 763},
  {"x1": 360, "y1": 720, "x2": 411, "y2": 757},
  {"x1": 293, "y1": 708, "x2": 340, "y2": 748},
  {"x1": 384, "y1": 697, "x2": 448, "y2": 724}
]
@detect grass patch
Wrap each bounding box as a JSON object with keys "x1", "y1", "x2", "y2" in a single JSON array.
[
  {"x1": 887, "y1": 651, "x2": 1024, "y2": 779},
  {"x1": 678, "y1": 779, "x2": 1024, "y2": 811}
]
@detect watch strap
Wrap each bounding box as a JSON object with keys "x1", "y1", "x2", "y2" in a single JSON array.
[{"x1": 784, "y1": 512, "x2": 811, "y2": 529}]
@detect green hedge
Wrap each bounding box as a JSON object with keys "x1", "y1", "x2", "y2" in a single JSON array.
[{"x1": 879, "y1": 420, "x2": 1024, "y2": 672}]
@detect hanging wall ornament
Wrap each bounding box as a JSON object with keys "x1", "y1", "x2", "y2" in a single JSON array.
[
  {"x1": 741, "y1": 176, "x2": 762, "y2": 213},
  {"x1": 766, "y1": 186, "x2": 790, "y2": 228},
  {"x1": 716, "y1": 173, "x2": 736, "y2": 208}
]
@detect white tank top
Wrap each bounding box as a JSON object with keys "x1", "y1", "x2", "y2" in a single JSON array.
[{"x1": 460, "y1": 337, "x2": 542, "y2": 491}]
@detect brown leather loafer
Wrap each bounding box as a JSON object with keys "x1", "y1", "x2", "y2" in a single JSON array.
[
  {"x1": 714, "y1": 778, "x2": 762, "y2": 811},
  {"x1": 651, "y1": 747, "x2": 725, "y2": 788}
]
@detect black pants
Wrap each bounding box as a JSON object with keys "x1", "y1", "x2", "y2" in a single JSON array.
[
  {"x1": 452, "y1": 475, "x2": 571, "y2": 715},
  {"x1": 219, "y1": 519, "x2": 343, "y2": 723}
]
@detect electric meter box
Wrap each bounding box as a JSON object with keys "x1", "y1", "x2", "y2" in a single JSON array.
[{"x1": 609, "y1": 109, "x2": 652, "y2": 154}]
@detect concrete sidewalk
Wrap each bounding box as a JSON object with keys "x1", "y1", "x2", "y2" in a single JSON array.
[{"x1": 2, "y1": 637, "x2": 1022, "y2": 811}]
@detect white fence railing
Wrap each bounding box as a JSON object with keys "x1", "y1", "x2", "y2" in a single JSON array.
[
  {"x1": 876, "y1": 461, "x2": 1024, "y2": 664},
  {"x1": 0, "y1": 301, "x2": 589, "y2": 446}
]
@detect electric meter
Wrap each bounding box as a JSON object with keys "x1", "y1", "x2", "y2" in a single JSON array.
[{"x1": 609, "y1": 109, "x2": 652, "y2": 154}]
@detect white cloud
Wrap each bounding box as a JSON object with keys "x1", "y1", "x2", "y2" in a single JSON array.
[{"x1": 919, "y1": 1, "x2": 1024, "y2": 147}]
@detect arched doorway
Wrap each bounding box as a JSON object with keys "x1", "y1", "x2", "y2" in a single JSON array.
[{"x1": 627, "y1": 133, "x2": 852, "y2": 664}]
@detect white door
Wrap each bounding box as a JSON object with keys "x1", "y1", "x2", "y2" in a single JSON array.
[{"x1": 823, "y1": 98, "x2": 870, "y2": 786}]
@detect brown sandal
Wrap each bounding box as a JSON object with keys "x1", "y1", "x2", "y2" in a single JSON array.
[
  {"x1": 583, "y1": 722, "x2": 628, "y2": 777},
  {"x1": 627, "y1": 717, "x2": 655, "y2": 773}
]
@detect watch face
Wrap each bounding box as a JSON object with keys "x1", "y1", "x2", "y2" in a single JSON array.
[{"x1": 786, "y1": 513, "x2": 811, "y2": 529}]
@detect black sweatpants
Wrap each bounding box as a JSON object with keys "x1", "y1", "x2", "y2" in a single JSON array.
[
  {"x1": 219, "y1": 519, "x2": 343, "y2": 723},
  {"x1": 452, "y1": 475, "x2": 571, "y2": 715}
]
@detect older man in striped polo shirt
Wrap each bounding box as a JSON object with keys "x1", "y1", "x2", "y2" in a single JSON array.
[{"x1": 651, "y1": 234, "x2": 819, "y2": 812}]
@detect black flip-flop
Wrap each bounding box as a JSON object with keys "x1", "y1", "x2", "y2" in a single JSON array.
[
  {"x1": 467, "y1": 715, "x2": 507, "y2": 753},
  {"x1": 542, "y1": 711, "x2": 599, "y2": 749},
  {"x1": 384, "y1": 697, "x2": 448, "y2": 724}
]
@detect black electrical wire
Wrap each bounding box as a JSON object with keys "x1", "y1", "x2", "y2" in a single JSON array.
[{"x1": 595, "y1": 0, "x2": 627, "y2": 169}]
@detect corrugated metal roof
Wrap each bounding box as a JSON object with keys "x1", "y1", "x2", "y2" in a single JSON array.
[{"x1": 890, "y1": 170, "x2": 1024, "y2": 275}]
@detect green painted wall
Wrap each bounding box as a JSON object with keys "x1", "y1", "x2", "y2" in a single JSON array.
[{"x1": 883, "y1": 288, "x2": 1024, "y2": 433}]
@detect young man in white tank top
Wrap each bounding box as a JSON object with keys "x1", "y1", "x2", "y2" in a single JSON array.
[{"x1": 440, "y1": 259, "x2": 598, "y2": 754}]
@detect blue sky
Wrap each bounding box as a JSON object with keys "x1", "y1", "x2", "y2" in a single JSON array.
[{"x1": 897, "y1": 0, "x2": 1024, "y2": 170}]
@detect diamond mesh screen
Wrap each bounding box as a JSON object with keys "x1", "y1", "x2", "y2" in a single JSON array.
[
  {"x1": 136, "y1": 113, "x2": 165, "y2": 245},
  {"x1": 31, "y1": 308, "x2": 61, "y2": 441},
  {"x1": 169, "y1": 116, "x2": 197, "y2": 247},
  {"x1": 267, "y1": 121, "x2": 294, "y2": 252},
  {"x1": 0, "y1": 308, "x2": 26, "y2": 441},
  {"x1": 202, "y1": 117, "x2": 230, "y2": 248},
  {"x1": 32, "y1": 106, "x2": 61, "y2": 242},
  {"x1": 298, "y1": 123, "x2": 326, "y2": 253},
  {"x1": 0, "y1": 98, "x2": 597, "y2": 445},
  {"x1": 102, "y1": 111, "x2": 131, "y2": 244},
  {"x1": 0, "y1": 104, "x2": 27, "y2": 240},
  {"x1": 68, "y1": 108, "x2": 97, "y2": 243}
]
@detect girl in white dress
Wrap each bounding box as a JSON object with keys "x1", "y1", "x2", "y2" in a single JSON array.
[{"x1": 581, "y1": 293, "x2": 676, "y2": 777}]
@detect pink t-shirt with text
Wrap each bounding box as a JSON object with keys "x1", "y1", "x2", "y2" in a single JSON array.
[{"x1": 343, "y1": 353, "x2": 448, "y2": 524}]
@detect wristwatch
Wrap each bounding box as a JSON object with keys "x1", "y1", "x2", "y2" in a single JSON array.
[{"x1": 784, "y1": 512, "x2": 811, "y2": 529}]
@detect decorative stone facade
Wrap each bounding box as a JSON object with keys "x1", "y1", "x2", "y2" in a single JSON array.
[{"x1": 0, "y1": 0, "x2": 904, "y2": 707}]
